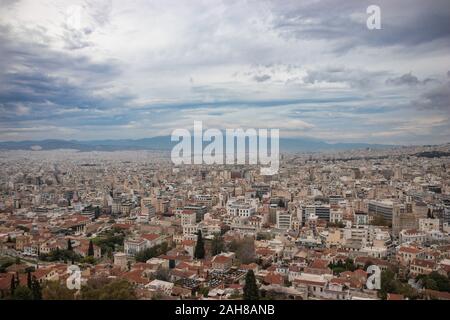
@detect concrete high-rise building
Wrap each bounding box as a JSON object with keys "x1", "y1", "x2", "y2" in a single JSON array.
[{"x1": 276, "y1": 211, "x2": 292, "y2": 230}]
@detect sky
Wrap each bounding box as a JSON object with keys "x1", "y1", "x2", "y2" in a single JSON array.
[{"x1": 0, "y1": 0, "x2": 449, "y2": 144}]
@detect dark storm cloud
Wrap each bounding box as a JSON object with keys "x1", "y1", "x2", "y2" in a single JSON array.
[
  {"x1": 0, "y1": 26, "x2": 134, "y2": 126},
  {"x1": 253, "y1": 74, "x2": 271, "y2": 82},
  {"x1": 303, "y1": 67, "x2": 388, "y2": 88},
  {"x1": 415, "y1": 82, "x2": 450, "y2": 111},
  {"x1": 385, "y1": 73, "x2": 438, "y2": 87},
  {"x1": 386, "y1": 73, "x2": 420, "y2": 86},
  {"x1": 271, "y1": 0, "x2": 450, "y2": 52}
]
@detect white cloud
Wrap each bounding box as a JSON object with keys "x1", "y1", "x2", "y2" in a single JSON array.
[{"x1": 0, "y1": 0, "x2": 449, "y2": 144}]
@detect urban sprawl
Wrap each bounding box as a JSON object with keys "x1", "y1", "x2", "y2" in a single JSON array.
[{"x1": 1, "y1": 144, "x2": 450, "y2": 300}]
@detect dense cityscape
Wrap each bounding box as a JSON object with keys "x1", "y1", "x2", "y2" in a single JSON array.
[
  {"x1": 1, "y1": 143, "x2": 449, "y2": 300},
  {"x1": 1, "y1": 0, "x2": 449, "y2": 309}
]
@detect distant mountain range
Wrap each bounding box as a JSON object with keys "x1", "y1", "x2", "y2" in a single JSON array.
[{"x1": 0, "y1": 136, "x2": 392, "y2": 152}]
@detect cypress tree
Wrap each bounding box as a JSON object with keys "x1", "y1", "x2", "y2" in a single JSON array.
[
  {"x1": 27, "y1": 271, "x2": 32, "y2": 289},
  {"x1": 194, "y1": 230, "x2": 205, "y2": 259},
  {"x1": 211, "y1": 235, "x2": 224, "y2": 256},
  {"x1": 243, "y1": 270, "x2": 259, "y2": 300},
  {"x1": 88, "y1": 240, "x2": 95, "y2": 257},
  {"x1": 31, "y1": 276, "x2": 42, "y2": 300},
  {"x1": 10, "y1": 274, "x2": 16, "y2": 295},
  {"x1": 67, "y1": 239, "x2": 73, "y2": 251},
  {"x1": 94, "y1": 206, "x2": 101, "y2": 219},
  {"x1": 15, "y1": 272, "x2": 20, "y2": 287}
]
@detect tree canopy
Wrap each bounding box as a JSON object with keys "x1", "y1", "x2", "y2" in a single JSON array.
[
  {"x1": 135, "y1": 242, "x2": 169, "y2": 262},
  {"x1": 243, "y1": 270, "x2": 259, "y2": 300},
  {"x1": 80, "y1": 278, "x2": 136, "y2": 300},
  {"x1": 194, "y1": 230, "x2": 205, "y2": 259}
]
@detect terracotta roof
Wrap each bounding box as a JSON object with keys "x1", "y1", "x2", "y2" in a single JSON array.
[
  {"x1": 255, "y1": 248, "x2": 275, "y2": 256},
  {"x1": 212, "y1": 255, "x2": 232, "y2": 264},
  {"x1": 424, "y1": 289, "x2": 450, "y2": 300},
  {"x1": 240, "y1": 263, "x2": 258, "y2": 270},
  {"x1": 0, "y1": 274, "x2": 13, "y2": 291},
  {"x1": 387, "y1": 293, "x2": 404, "y2": 300},
  {"x1": 399, "y1": 246, "x2": 422, "y2": 254},
  {"x1": 142, "y1": 233, "x2": 160, "y2": 241},
  {"x1": 122, "y1": 270, "x2": 150, "y2": 285},
  {"x1": 264, "y1": 273, "x2": 284, "y2": 285},
  {"x1": 329, "y1": 278, "x2": 349, "y2": 285},
  {"x1": 182, "y1": 240, "x2": 195, "y2": 246},
  {"x1": 293, "y1": 278, "x2": 326, "y2": 286},
  {"x1": 310, "y1": 259, "x2": 329, "y2": 269},
  {"x1": 411, "y1": 259, "x2": 435, "y2": 269}
]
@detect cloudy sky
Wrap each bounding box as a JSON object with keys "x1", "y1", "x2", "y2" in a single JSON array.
[{"x1": 0, "y1": 0, "x2": 449, "y2": 144}]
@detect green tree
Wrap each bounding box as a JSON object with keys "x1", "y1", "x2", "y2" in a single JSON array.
[
  {"x1": 379, "y1": 269, "x2": 418, "y2": 300},
  {"x1": 31, "y1": 276, "x2": 42, "y2": 300},
  {"x1": 230, "y1": 238, "x2": 255, "y2": 264},
  {"x1": 27, "y1": 271, "x2": 32, "y2": 289},
  {"x1": 135, "y1": 242, "x2": 169, "y2": 262},
  {"x1": 194, "y1": 230, "x2": 205, "y2": 259},
  {"x1": 211, "y1": 234, "x2": 224, "y2": 256},
  {"x1": 88, "y1": 240, "x2": 95, "y2": 257},
  {"x1": 0, "y1": 260, "x2": 13, "y2": 273},
  {"x1": 15, "y1": 272, "x2": 20, "y2": 287},
  {"x1": 42, "y1": 281, "x2": 75, "y2": 300},
  {"x1": 10, "y1": 274, "x2": 16, "y2": 295},
  {"x1": 328, "y1": 258, "x2": 356, "y2": 274},
  {"x1": 12, "y1": 286, "x2": 33, "y2": 300},
  {"x1": 67, "y1": 239, "x2": 73, "y2": 251},
  {"x1": 80, "y1": 279, "x2": 136, "y2": 300},
  {"x1": 39, "y1": 248, "x2": 82, "y2": 263},
  {"x1": 94, "y1": 206, "x2": 101, "y2": 219},
  {"x1": 155, "y1": 267, "x2": 170, "y2": 281},
  {"x1": 82, "y1": 256, "x2": 96, "y2": 265},
  {"x1": 243, "y1": 270, "x2": 259, "y2": 300},
  {"x1": 197, "y1": 287, "x2": 209, "y2": 298},
  {"x1": 344, "y1": 258, "x2": 356, "y2": 271},
  {"x1": 423, "y1": 278, "x2": 438, "y2": 291},
  {"x1": 91, "y1": 227, "x2": 127, "y2": 257},
  {"x1": 417, "y1": 272, "x2": 450, "y2": 292}
]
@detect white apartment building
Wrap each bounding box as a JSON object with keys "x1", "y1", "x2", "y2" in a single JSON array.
[
  {"x1": 194, "y1": 194, "x2": 214, "y2": 207},
  {"x1": 330, "y1": 209, "x2": 343, "y2": 224},
  {"x1": 419, "y1": 218, "x2": 440, "y2": 232},
  {"x1": 354, "y1": 211, "x2": 369, "y2": 225},
  {"x1": 368, "y1": 200, "x2": 394, "y2": 221},
  {"x1": 276, "y1": 211, "x2": 292, "y2": 230},
  {"x1": 399, "y1": 229, "x2": 427, "y2": 244},
  {"x1": 124, "y1": 238, "x2": 147, "y2": 255},
  {"x1": 146, "y1": 280, "x2": 174, "y2": 296},
  {"x1": 183, "y1": 224, "x2": 198, "y2": 236},
  {"x1": 124, "y1": 234, "x2": 164, "y2": 256},
  {"x1": 181, "y1": 210, "x2": 197, "y2": 226},
  {"x1": 226, "y1": 198, "x2": 257, "y2": 218}
]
